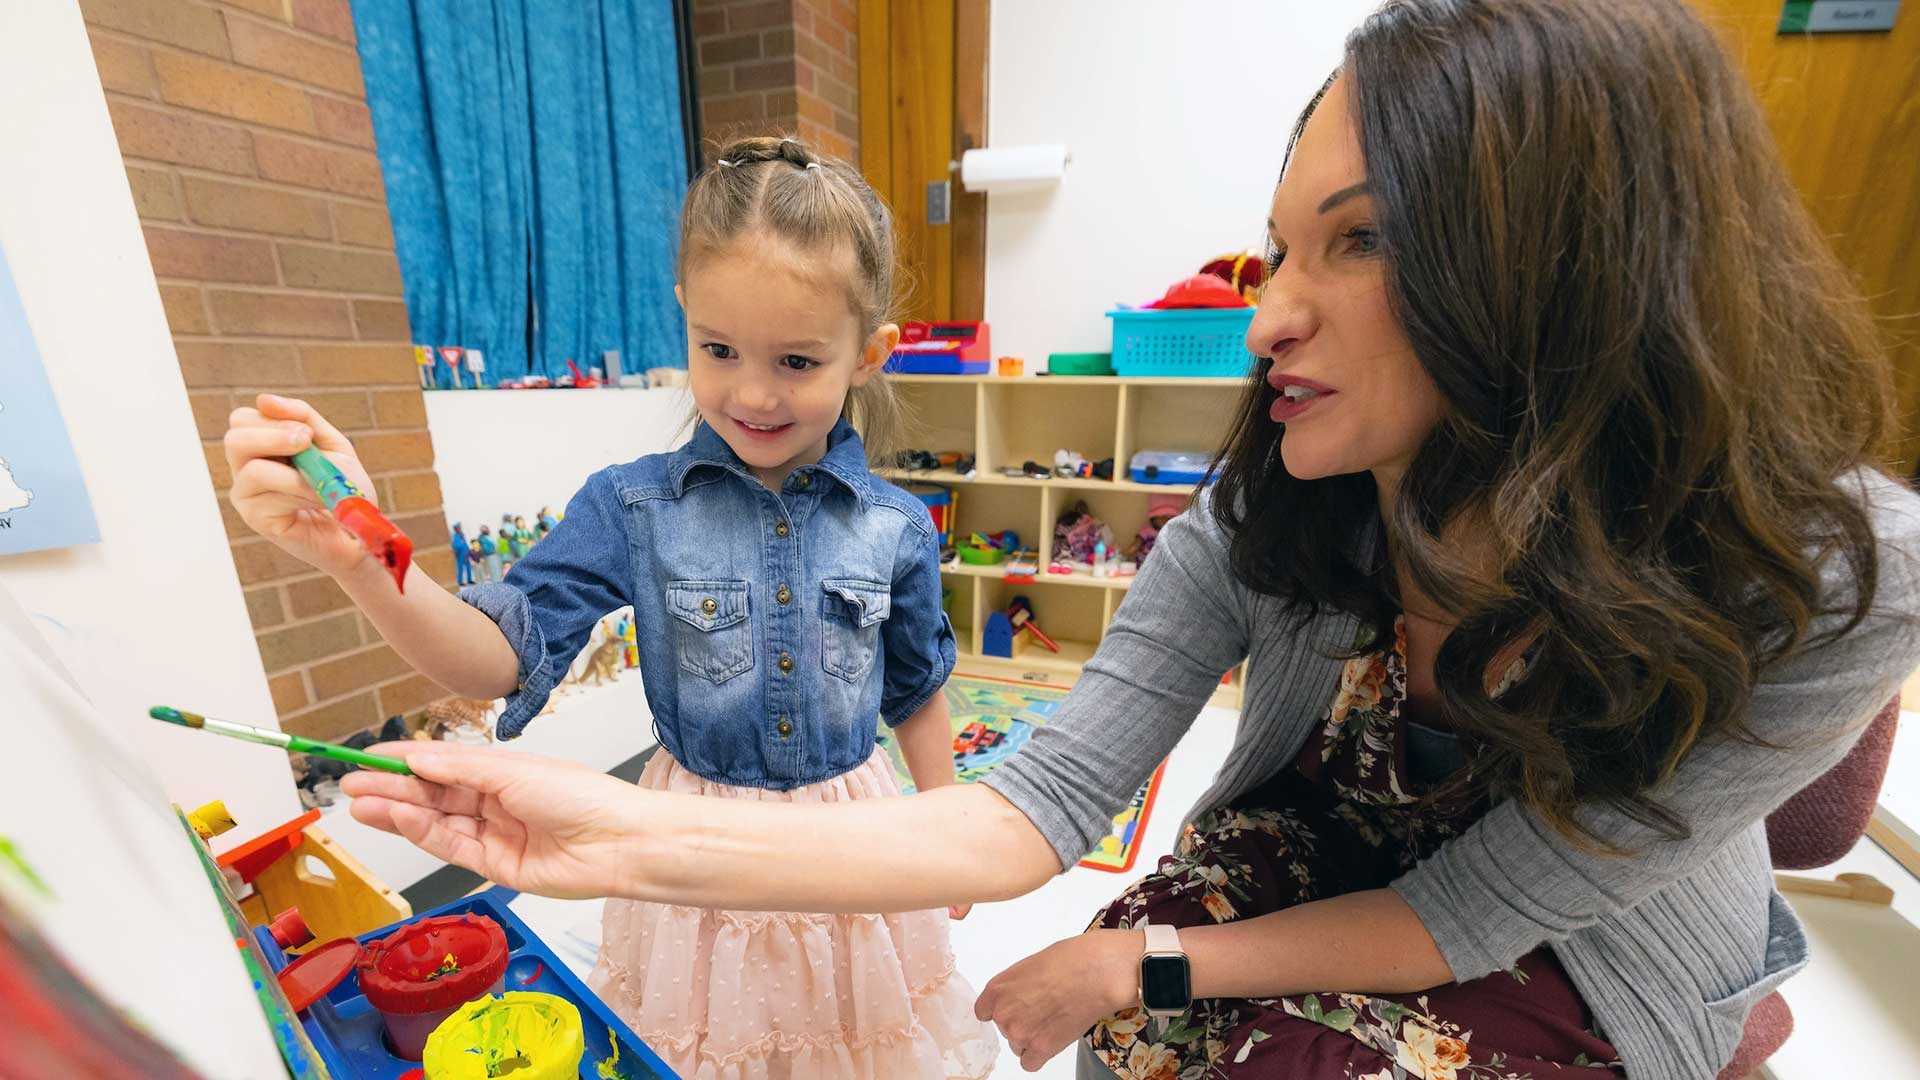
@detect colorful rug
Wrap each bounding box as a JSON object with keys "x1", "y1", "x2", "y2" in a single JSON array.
[{"x1": 876, "y1": 673, "x2": 1167, "y2": 873}]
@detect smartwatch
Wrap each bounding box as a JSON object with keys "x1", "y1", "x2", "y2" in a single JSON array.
[{"x1": 1138, "y1": 924, "x2": 1192, "y2": 1018}]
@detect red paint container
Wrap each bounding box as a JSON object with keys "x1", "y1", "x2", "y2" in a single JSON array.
[{"x1": 354, "y1": 914, "x2": 509, "y2": 1060}]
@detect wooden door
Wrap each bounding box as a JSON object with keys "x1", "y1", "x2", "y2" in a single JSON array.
[
  {"x1": 1691, "y1": 3, "x2": 1920, "y2": 469},
  {"x1": 857, "y1": 0, "x2": 988, "y2": 324}
]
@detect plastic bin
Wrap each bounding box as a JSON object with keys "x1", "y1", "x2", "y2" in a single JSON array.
[{"x1": 1108, "y1": 308, "x2": 1257, "y2": 378}]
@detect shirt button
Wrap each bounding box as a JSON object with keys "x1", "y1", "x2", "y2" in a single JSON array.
[
  {"x1": 776, "y1": 584, "x2": 792, "y2": 605},
  {"x1": 701, "y1": 597, "x2": 718, "y2": 616},
  {"x1": 779, "y1": 653, "x2": 794, "y2": 673},
  {"x1": 775, "y1": 521, "x2": 790, "y2": 538},
  {"x1": 798, "y1": 474, "x2": 811, "y2": 488},
  {"x1": 776, "y1": 718, "x2": 794, "y2": 737}
]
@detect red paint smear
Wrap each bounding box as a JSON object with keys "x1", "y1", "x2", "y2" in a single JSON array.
[
  {"x1": 397, "y1": 1070, "x2": 426, "y2": 1080},
  {"x1": 518, "y1": 959, "x2": 544, "y2": 985}
]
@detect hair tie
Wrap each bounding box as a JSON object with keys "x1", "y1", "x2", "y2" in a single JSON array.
[
  {"x1": 716, "y1": 159, "x2": 736, "y2": 168},
  {"x1": 804, "y1": 162, "x2": 821, "y2": 170}
]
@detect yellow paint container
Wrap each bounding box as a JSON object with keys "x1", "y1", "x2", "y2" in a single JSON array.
[{"x1": 422, "y1": 991, "x2": 585, "y2": 1080}]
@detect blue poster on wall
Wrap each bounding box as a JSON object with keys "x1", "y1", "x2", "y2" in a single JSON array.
[{"x1": 0, "y1": 246, "x2": 99, "y2": 554}]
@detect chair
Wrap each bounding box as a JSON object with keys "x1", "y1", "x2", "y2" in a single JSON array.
[{"x1": 1717, "y1": 696, "x2": 1902, "y2": 1079}]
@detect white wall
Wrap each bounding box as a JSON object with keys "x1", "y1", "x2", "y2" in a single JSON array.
[
  {"x1": 984, "y1": 1, "x2": 1373, "y2": 361},
  {"x1": 0, "y1": 2, "x2": 299, "y2": 851},
  {"x1": 425, "y1": 387, "x2": 693, "y2": 536}
]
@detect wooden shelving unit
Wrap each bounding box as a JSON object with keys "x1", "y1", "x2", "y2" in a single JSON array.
[{"x1": 885, "y1": 374, "x2": 1250, "y2": 707}]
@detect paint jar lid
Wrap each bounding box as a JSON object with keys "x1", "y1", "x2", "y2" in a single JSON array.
[
  {"x1": 356, "y1": 913, "x2": 510, "y2": 1015},
  {"x1": 277, "y1": 938, "x2": 362, "y2": 1013}
]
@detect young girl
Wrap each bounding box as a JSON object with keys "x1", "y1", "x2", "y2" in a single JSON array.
[{"x1": 225, "y1": 136, "x2": 998, "y2": 1079}]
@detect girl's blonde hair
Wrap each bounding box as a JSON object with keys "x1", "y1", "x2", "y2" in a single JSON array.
[{"x1": 678, "y1": 135, "x2": 909, "y2": 464}]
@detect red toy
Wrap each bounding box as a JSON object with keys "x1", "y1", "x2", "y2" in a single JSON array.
[
  {"x1": 1005, "y1": 596, "x2": 1060, "y2": 653},
  {"x1": 565, "y1": 359, "x2": 601, "y2": 388},
  {"x1": 954, "y1": 721, "x2": 1005, "y2": 753},
  {"x1": 889, "y1": 321, "x2": 993, "y2": 373},
  {"x1": 1198, "y1": 249, "x2": 1268, "y2": 303},
  {"x1": 1140, "y1": 274, "x2": 1253, "y2": 310}
]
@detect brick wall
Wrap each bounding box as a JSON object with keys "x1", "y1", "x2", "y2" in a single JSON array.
[
  {"x1": 692, "y1": 0, "x2": 860, "y2": 163},
  {"x1": 82, "y1": 0, "x2": 455, "y2": 741}
]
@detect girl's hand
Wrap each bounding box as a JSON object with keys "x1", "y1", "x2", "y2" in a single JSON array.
[
  {"x1": 975, "y1": 928, "x2": 1141, "y2": 1071},
  {"x1": 224, "y1": 393, "x2": 378, "y2": 578},
  {"x1": 341, "y1": 742, "x2": 650, "y2": 901}
]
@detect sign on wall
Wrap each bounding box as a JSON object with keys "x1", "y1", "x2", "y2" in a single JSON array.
[{"x1": 1780, "y1": 0, "x2": 1902, "y2": 32}]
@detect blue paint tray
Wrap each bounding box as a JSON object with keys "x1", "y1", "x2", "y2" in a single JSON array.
[{"x1": 255, "y1": 888, "x2": 680, "y2": 1079}]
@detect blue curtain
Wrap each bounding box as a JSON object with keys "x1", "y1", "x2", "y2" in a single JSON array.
[{"x1": 353, "y1": 0, "x2": 688, "y2": 386}]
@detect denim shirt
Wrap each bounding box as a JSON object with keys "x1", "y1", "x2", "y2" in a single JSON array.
[{"x1": 459, "y1": 419, "x2": 955, "y2": 790}]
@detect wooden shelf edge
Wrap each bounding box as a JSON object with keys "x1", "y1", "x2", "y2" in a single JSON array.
[
  {"x1": 893, "y1": 374, "x2": 1247, "y2": 388},
  {"x1": 939, "y1": 563, "x2": 1135, "y2": 590},
  {"x1": 879, "y1": 467, "x2": 1201, "y2": 498}
]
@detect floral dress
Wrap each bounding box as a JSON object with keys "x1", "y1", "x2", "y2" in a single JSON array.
[{"x1": 1083, "y1": 618, "x2": 1624, "y2": 1080}]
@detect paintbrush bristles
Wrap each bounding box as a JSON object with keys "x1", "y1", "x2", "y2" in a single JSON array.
[{"x1": 149, "y1": 706, "x2": 206, "y2": 729}]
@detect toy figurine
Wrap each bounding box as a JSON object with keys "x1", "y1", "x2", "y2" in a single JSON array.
[
  {"x1": 1053, "y1": 499, "x2": 1115, "y2": 565},
  {"x1": 471, "y1": 539, "x2": 493, "y2": 583},
  {"x1": 1127, "y1": 498, "x2": 1183, "y2": 564},
  {"x1": 478, "y1": 525, "x2": 505, "y2": 581},
  {"x1": 621, "y1": 612, "x2": 638, "y2": 668},
  {"x1": 451, "y1": 523, "x2": 473, "y2": 586},
  {"x1": 498, "y1": 515, "x2": 524, "y2": 564},
  {"x1": 513, "y1": 515, "x2": 536, "y2": 551}
]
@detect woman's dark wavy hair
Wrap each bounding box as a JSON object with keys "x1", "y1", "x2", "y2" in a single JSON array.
[{"x1": 1211, "y1": 0, "x2": 1895, "y2": 848}]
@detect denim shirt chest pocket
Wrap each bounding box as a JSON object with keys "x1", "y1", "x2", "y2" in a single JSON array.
[
  {"x1": 667, "y1": 580, "x2": 754, "y2": 684},
  {"x1": 821, "y1": 579, "x2": 890, "y2": 682}
]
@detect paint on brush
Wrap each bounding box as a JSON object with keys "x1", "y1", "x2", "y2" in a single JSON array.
[{"x1": 150, "y1": 705, "x2": 206, "y2": 728}]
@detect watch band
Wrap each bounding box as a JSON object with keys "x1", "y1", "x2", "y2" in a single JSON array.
[
  {"x1": 1143, "y1": 923, "x2": 1182, "y2": 956},
  {"x1": 1139, "y1": 923, "x2": 1191, "y2": 1018}
]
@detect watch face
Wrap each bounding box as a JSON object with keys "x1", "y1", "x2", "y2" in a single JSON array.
[{"x1": 1140, "y1": 954, "x2": 1191, "y2": 1012}]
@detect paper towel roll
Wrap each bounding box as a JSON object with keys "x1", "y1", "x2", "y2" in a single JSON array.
[{"x1": 959, "y1": 144, "x2": 1069, "y2": 193}]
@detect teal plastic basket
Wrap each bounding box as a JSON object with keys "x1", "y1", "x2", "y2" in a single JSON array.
[{"x1": 1108, "y1": 307, "x2": 1257, "y2": 378}]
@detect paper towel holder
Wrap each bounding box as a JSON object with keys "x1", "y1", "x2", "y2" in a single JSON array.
[{"x1": 956, "y1": 144, "x2": 1071, "y2": 194}]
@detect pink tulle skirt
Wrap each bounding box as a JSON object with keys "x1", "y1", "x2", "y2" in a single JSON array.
[{"x1": 587, "y1": 748, "x2": 999, "y2": 1079}]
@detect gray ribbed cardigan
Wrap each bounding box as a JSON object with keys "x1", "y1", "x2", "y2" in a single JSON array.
[{"x1": 983, "y1": 470, "x2": 1920, "y2": 1078}]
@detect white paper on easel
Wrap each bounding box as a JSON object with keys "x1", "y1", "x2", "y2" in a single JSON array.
[{"x1": 0, "y1": 584, "x2": 288, "y2": 1079}]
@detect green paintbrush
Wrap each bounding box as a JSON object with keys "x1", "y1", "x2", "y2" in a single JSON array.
[{"x1": 150, "y1": 705, "x2": 414, "y2": 775}]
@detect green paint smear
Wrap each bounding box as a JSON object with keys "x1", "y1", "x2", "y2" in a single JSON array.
[
  {"x1": 0, "y1": 837, "x2": 52, "y2": 897},
  {"x1": 178, "y1": 811, "x2": 332, "y2": 1078}
]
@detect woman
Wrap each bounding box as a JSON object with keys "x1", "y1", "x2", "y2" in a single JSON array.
[{"x1": 342, "y1": 1, "x2": 1920, "y2": 1076}]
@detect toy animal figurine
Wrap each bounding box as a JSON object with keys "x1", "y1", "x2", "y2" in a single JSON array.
[
  {"x1": 421, "y1": 696, "x2": 496, "y2": 743},
  {"x1": 571, "y1": 619, "x2": 623, "y2": 687}
]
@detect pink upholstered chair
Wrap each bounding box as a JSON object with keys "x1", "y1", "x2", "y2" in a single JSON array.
[{"x1": 1716, "y1": 696, "x2": 1902, "y2": 1079}]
